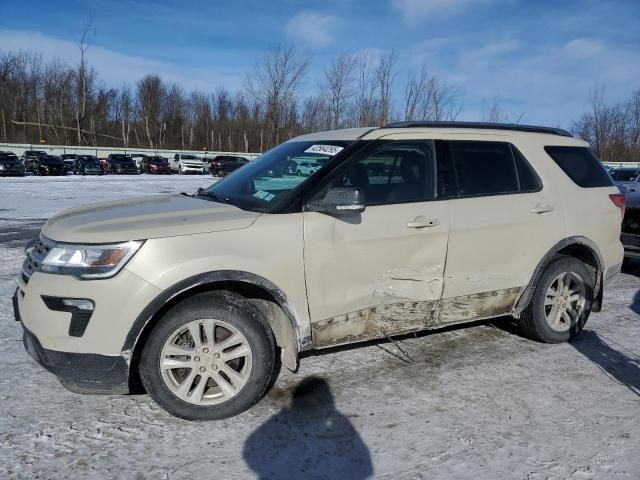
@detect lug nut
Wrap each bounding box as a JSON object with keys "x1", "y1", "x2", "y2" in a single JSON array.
[
  {"x1": 199, "y1": 366, "x2": 206, "y2": 373},
  {"x1": 214, "y1": 353, "x2": 220, "y2": 358},
  {"x1": 203, "y1": 348, "x2": 209, "y2": 353},
  {"x1": 194, "y1": 356, "x2": 200, "y2": 362},
  {"x1": 212, "y1": 364, "x2": 218, "y2": 370}
]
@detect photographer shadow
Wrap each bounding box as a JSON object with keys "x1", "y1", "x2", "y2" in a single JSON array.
[
  {"x1": 243, "y1": 376, "x2": 373, "y2": 480},
  {"x1": 570, "y1": 329, "x2": 640, "y2": 397}
]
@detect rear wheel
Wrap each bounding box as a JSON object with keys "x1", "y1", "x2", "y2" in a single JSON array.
[
  {"x1": 139, "y1": 291, "x2": 277, "y2": 420},
  {"x1": 517, "y1": 256, "x2": 593, "y2": 343}
]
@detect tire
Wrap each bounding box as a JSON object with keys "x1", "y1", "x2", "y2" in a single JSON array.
[
  {"x1": 139, "y1": 291, "x2": 277, "y2": 420},
  {"x1": 517, "y1": 255, "x2": 594, "y2": 343}
]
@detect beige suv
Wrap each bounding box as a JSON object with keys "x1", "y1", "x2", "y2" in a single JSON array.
[{"x1": 14, "y1": 122, "x2": 624, "y2": 420}]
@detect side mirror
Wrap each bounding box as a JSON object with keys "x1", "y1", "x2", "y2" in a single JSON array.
[{"x1": 307, "y1": 187, "x2": 366, "y2": 215}]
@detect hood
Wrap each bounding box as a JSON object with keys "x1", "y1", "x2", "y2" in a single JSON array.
[{"x1": 42, "y1": 194, "x2": 261, "y2": 243}]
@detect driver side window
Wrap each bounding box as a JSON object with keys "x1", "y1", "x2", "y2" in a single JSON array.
[{"x1": 332, "y1": 141, "x2": 436, "y2": 206}]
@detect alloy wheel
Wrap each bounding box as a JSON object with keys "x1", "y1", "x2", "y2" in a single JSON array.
[
  {"x1": 159, "y1": 318, "x2": 253, "y2": 405},
  {"x1": 544, "y1": 271, "x2": 586, "y2": 332}
]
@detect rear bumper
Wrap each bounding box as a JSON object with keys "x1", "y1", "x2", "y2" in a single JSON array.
[{"x1": 15, "y1": 289, "x2": 130, "y2": 394}]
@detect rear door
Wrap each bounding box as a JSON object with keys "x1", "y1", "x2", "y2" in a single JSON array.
[
  {"x1": 303, "y1": 139, "x2": 451, "y2": 348},
  {"x1": 438, "y1": 139, "x2": 564, "y2": 323}
]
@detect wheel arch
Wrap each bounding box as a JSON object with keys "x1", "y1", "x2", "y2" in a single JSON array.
[
  {"x1": 123, "y1": 270, "x2": 307, "y2": 392},
  {"x1": 513, "y1": 236, "x2": 604, "y2": 316}
]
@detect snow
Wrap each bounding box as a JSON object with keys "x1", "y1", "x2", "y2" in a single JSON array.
[{"x1": 1, "y1": 175, "x2": 639, "y2": 479}]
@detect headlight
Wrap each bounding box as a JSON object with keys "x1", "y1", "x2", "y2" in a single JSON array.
[{"x1": 41, "y1": 240, "x2": 144, "y2": 279}]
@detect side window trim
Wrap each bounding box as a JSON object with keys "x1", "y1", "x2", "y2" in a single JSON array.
[{"x1": 510, "y1": 144, "x2": 543, "y2": 193}]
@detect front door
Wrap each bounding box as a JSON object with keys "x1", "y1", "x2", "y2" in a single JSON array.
[{"x1": 303, "y1": 140, "x2": 451, "y2": 348}]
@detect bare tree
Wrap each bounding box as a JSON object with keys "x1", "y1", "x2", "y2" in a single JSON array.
[
  {"x1": 246, "y1": 44, "x2": 309, "y2": 148},
  {"x1": 376, "y1": 50, "x2": 396, "y2": 126},
  {"x1": 136, "y1": 74, "x2": 165, "y2": 148},
  {"x1": 324, "y1": 54, "x2": 355, "y2": 129}
]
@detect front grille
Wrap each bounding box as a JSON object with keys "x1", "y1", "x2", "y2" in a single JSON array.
[{"x1": 22, "y1": 236, "x2": 53, "y2": 284}]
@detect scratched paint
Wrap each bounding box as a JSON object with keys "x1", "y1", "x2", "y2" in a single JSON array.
[{"x1": 312, "y1": 287, "x2": 523, "y2": 348}]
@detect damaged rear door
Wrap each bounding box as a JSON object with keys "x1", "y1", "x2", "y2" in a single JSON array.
[{"x1": 303, "y1": 139, "x2": 451, "y2": 348}]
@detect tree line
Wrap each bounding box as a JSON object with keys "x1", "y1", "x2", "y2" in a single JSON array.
[{"x1": 0, "y1": 40, "x2": 639, "y2": 161}]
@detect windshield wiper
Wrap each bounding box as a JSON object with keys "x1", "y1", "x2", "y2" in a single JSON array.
[{"x1": 194, "y1": 188, "x2": 230, "y2": 204}]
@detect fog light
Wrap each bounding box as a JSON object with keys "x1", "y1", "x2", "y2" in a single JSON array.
[
  {"x1": 62, "y1": 299, "x2": 94, "y2": 311},
  {"x1": 42, "y1": 296, "x2": 95, "y2": 337}
]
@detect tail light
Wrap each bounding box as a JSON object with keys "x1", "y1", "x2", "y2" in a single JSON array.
[{"x1": 610, "y1": 193, "x2": 626, "y2": 219}]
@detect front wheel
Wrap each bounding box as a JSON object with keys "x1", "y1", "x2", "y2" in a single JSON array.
[
  {"x1": 517, "y1": 256, "x2": 594, "y2": 343},
  {"x1": 139, "y1": 291, "x2": 277, "y2": 420}
]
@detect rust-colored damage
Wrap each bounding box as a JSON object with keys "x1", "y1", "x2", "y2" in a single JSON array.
[{"x1": 312, "y1": 287, "x2": 523, "y2": 348}]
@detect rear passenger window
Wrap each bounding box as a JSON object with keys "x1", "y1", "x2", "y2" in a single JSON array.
[
  {"x1": 450, "y1": 141, "x2": 519, "y2": 196},
  {"x1": 544, "y1": 146, "x2": 613, "y2": 188}
]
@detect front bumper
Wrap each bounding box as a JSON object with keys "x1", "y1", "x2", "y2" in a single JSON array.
[{"x1": 15, "y1": 289, "x2": 130, "y2": 394}]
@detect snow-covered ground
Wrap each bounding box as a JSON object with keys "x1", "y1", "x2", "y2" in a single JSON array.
[{"x1": 1, "y1": 175, "x2": 639, "y2": 479}]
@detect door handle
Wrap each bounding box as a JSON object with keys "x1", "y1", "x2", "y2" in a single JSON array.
[
  {"x1": 406, "y1": 217, "x2": 440, "y2": 228},
  {"x1": 530, "y1": 203, "x2": 554, "y2": 214}
]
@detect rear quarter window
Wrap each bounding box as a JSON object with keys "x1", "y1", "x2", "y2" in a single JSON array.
[{"x1": 545, "y1": 146, "x2": 613, "y2": 188}]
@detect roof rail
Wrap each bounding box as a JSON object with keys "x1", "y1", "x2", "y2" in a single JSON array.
[{"x1": 384, "y1": 121, "x2": 572, "y2": 137}]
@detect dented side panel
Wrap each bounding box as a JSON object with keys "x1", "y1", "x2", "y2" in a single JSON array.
[
  {"x1": 303, "y1": 201, "x2": 451, "y2": 329},
  {"x1": 312, "y1": 287, "x2": 523, "y2": 348}
]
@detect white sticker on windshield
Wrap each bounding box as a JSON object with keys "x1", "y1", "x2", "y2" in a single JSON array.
[
  {"x1": 304, "y1": 144, "x2": 344, "y2": 156},
  {"x1": 253, "y1": 190, "x2": 269, "y2": 199}
]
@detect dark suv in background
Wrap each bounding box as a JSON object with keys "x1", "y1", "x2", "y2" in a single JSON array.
[
  {"x1": 74, "y1": 155, "x2": 103, "y2": 175},
  {"x1": 25, "y1": 154, "x2": 66, "y2": 176},
  {"x1": 0, "y1": 151, "x2": 25, "y2": 176},
  {"x1": 60, "y1": 154, "x2": 78, "y2": 173},
  {"x1": 209, "y1": 155, "x2": 249, "y2": 177},
  {"x1": 21, "y1": 150, "x2": 47, "y2": 164},
  {"x1": 107, "y1": 154, "x2": 138, "y2": 174}
]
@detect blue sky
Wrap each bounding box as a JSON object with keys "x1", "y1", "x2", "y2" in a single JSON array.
[{"x1": 1, "y1": 0, "x2": 639, "y2": 127}]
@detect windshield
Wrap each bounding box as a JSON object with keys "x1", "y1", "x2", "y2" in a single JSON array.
[
  {"x1": 150, "y1": 157, "x2": 168, "y2": 164},
  {"x1": 111, "y1": 155, "x2": 133, "y2": 163},
  {"x1": 611, "y1": 170, "x2": 640, "y2": 181},
  {"x1": 204, "y1": 140, "x2": 351, "y2": 211},
  {"x1": 182, "y1": 155, "x2": 199, "y2": 160},
  {"x1": 0, "y1": 155, "x2": 19, "y2": 163}
]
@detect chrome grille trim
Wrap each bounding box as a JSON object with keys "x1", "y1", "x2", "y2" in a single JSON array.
[{"x1": 21, "y1": 235, "x2": 54, "y2": 283}]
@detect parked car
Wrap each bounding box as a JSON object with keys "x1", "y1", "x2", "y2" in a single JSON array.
[
  {"x1": 293, "y1": 157, "x2": 328, "y2": 176},
  {"x1": 610, "y1": 167, "x2": 640, "y2": 193},
  {"x1": 130, "y1": 154, "x2": 145, "y2": 171},
  {"x1": 141, "y1": 155, "x2": 171, "y2": 174},
  {"x1": 209, "y1": 156, "x2": 249, "y2": 177},
  {"x1": 74, "y1": 155, "x2": 103, "y2": 175},
  {"x1": 621, "y1": 189, "x2": 640, "y2": 258},
  {"x1": 25, "y1": 154, "x2": 66, "y2": 175},
  {"x1": 171, "y1": 153, "x2": 205, "y2": 174},
  {"x1": 14, "y1": 121, "x2": 623, "y2": 421},
  {"x1": 60, "y1": 154, "x2": 78, "y2": 173},
  {"x1": 0, "y1": 151, "x2": 25, "y2": 176},
  {"x1": 21, "y1": 150, "x2": 47, "y2": 164},
  {"x1": 107, "y1": 154, "x2": 138, "y2": 174}
]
